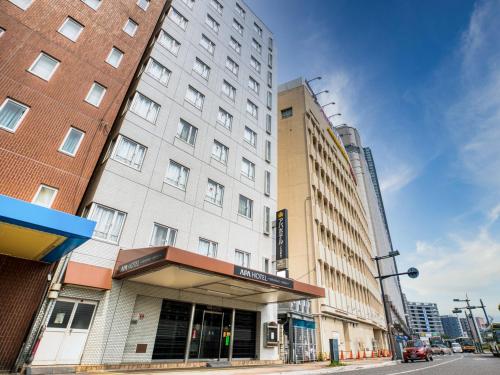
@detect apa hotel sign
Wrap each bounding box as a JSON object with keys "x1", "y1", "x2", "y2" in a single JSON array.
[
  {"x1": 234, "y1": 266, "x2": 293, "y2": 289},
  {"x1": 276, "y1": 209, "x2": 288, "y2": 271}
]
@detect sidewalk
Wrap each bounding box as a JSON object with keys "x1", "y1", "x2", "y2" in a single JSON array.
[{"x1": 99, "y1": 358, "x2": 396, "y2": 375}]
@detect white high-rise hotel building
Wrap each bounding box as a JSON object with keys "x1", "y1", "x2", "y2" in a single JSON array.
[{"x1": 30, "y1": 0, "x2": 323, "y2": 369}]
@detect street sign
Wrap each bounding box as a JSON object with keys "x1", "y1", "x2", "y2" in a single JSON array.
[{"x1": 407, "y1": 267, "x2": 419, "y2": 278}]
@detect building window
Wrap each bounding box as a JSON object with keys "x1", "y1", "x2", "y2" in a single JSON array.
[
  {"x1": 206, "y1": 14, "x2": 220, "y2": 33},
  {"x1": 28, "y1": 53, "x2": 60, "y2": 81},
  {"x1": 246, "y1": 100, "x2": 258, "y2": 119},
  {"x1": 263, "y1": 206, "x2": 271, "y2": 235},
  {"x1": 193, "y1": 57, "x2": 210, "y2": 80},
  {"x1": 264, "y1": 170, "x2": 271, "y2": 196},
  {"x1": 241, "y1": 158, "x2": 255, "y2": 180},
  {"x1": 263, "y1": 256, "x2": 270, "y2": 271},
  {"x1": 59, "y1": 127, "x2": 84, "y2": 156},
  {"x1": 111, "y1": 135, "x2": 146, "y2": 170},
  {"x1": 58, "y1": 17, "x2": 84, "y2": 42},
  {"x1": 268, "y1": 36, "x2": 273, "y2": 51},
  {"x1": 181, "y1": 0, "x2": 194, "y2": 9},
  {"x1": 267, "y1": 71, "x2": 272, "y2": 88},
  {"x1": 254, "y1": 22, "x2": 263, "y2": 37},
  {"x1": 0, "y1": 98, "x2": 29, "y2": 132},
  {"x1": 217, "y1": 107, "x2": 233, "y2": 130},
  {"x1": 267, "y1": 92, "x2": 272, "y2": 109},
  {"x1": 229, "y1": 36, "x2": 241, "y2": 54},
  {"x1": 221, "y1": 80, "x2": 236, "y2": 101},
  {"x1": 252, "y1": 38, "x2": 262, "y2": 54},
  {"x1": 248, "y1": 76, "x2": 260, "y2": 94},
  {"x1": 200, "y1": 34, "x2": 215, "y2": 55},
  {"x1": 225, "y1": 56, "x2": 239, "y2": 76},
  {"x1": 199, "y1": 238, "x2": 218, "y2": 258},
  {"x1": 137, "y1": 0, "x2": 150, "y2": 11},
  {"x1": 81, "y1": 0, "x2": 101, "y2": 10},
  {"x1": 235, "y1": 249, "x2": 250, "y2": 267},
  {"x1": 185, "y1": 85, "x2": 205, "y2": 110},
  {"x1": 232, "y1": 19, "x2": 243, "y2": 35},
  {"x1": 268, "y1": 52, "x2": 273, "y2": 68},
  {"x1": 177, "y1": 118, "x2": 198, "y2": 145},
  {"x1": 250, "y1": 56, "x2": 261, "y2": 73},
  {"x1": 85, "y1": 82, "x2": 106, "y2": 107},
  {"x1": 151, "y1": 223, "x2": 177, "y2": 246},
  {"x1": 244, "y1": 126, "x2": 257, "y2": 147},
  {"x1": 166, "y1": 160, "x2": 189, "y2": 190},
  {"x1": 281, "y1": 107, "x2": 293, "y2": 119},
  {"x1": 169, "y1": 8, "x2": 188, "y2": 30},
  {"x1": 87, "y1": 203, "x2": 126, "y2": 243},
  {"x1": 266, "y1": 114, "x2": 272, "y2": 134},
  {"x1": 210, "y1": 0, "x2": 223, "y2": 14},
  {"x1": 235, "y1": 3, "x2": 246, "y2": 19},
  {"x1": 212, "y1": 139, "x2": 228, "y2": 164},
  {"x1": 123, "y1": 19, "x2": 138, "y2": 36},
  {"x1": 8, "y1": 0, "x2": 32, "y2": 10},
  {"x1": 130, "y1": 92, "x2": 160, "y2": 123},
  {"x1": 145, "y1": 58, "x2": 171, "y2": 85},
  {"x1": 32, "y1": 185, "x2": 58, "y2": 208},
  {"x1": 159, "y1": 31, "x2": 180, "y2": 56},
  {"x1": 106, "y1": 47, "x2": 124, "y2": 68},
  {"x1": 206, "y1": 179, "x2": 224, "y2": 206},
  {"x1": 265, "y1": 140, "x2": 271, "y2": 162}
]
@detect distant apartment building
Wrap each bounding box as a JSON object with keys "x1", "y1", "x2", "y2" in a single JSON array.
[
  {"x1": 440, "y1": 315, "x2": 464, "y2": 339},
  {"x1": 0, "y1": 0, "x2": 169, "y2": 370},
  {"x1": 278, "y1": 78, "x2": 388, "y2": 359},
  {"x1": 27, "y1": 0, "x2": 323, "y2": 370},
  {"x1": 406, "y1": 301, "x2": 444, "y2": 335}
]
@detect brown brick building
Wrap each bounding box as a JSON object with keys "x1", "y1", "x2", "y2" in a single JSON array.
[{"x1": 0, "y1": 0, "x2": 169, "y2": 371}]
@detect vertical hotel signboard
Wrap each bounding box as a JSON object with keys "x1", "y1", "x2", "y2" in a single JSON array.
[{"x1": 276, "y1": 209, "x2": 288, "y2": 271}]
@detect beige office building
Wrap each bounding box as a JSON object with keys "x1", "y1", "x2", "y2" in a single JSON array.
[{"x1": 277, "y1": 78, "x2": 388, "y2": 358}]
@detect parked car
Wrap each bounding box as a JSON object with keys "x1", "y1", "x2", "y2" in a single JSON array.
[
  {"x1": 451, "y1": 342, "x2": 463, "y2": 353},
  {"x1": 431, "y1": 344, "x2": 452, "y2": 355},
  {"x1": 403, "y1": 340, "x2": 434, "y2": 363}
]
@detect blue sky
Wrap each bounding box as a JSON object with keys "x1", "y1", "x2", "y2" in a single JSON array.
[{"x1": 246, "y1": 0, "x2": 500, "y2": 321}]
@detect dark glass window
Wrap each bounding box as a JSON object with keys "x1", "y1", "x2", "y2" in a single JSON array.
[
  {"x1": 233, "y1": 310, "x2": 257, "y2": 358},
  {"x1": 70, "y1": 303, "x2": 95, "y2": 329},
  {"x1": 281, "y1": 107, "x2": 293, "y2": 119},
  {"x1": 47, "y1": 301, "x2": 75, "y2": 329},
  {"x1": 152, "y1": 300, "x2": 191, "y2": 359}
]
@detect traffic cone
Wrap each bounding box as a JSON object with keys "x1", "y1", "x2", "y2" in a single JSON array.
[
  {"x1": 371, "y1": 350, "x2": 375, "y2": 358},
  {"x1": 363, "y1": 350, "x2": 367, "y2": 359},
  {"x1": 356, "y1": 351, "x2": 361, "y2": 360},
  {"x1": 349, "y1": 350, "x2": 353, "y2": 359},
  {"x1": 340, "y1": 351, "x2": 344, "y2": 360}
]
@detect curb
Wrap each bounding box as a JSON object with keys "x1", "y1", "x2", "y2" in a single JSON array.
[{"x1": 262, "y1": 360, "x2": 398, "y2": 375}]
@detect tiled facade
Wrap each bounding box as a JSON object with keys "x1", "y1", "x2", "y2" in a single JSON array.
[{"x1": 406, "y1": 301, "x2": 444, "y2": 335}]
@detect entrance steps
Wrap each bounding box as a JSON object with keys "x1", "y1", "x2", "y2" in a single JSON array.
[
  {"x1": 25, "y1": 366, "x2": 75, "y2": 375},
  {"x1": 206, "y1": 361, "x2": 231, "y2": 368}
]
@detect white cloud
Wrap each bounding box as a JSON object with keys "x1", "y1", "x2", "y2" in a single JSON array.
[{"x1": 379, "y1": 163, "x2": 419, "y2": 193}]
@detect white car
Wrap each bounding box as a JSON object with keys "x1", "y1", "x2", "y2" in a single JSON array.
[{"x1": 451, "y1": 343, "x2": 463, "y2": 353}]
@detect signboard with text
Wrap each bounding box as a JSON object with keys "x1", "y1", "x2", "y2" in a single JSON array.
[
  {"x1": 234, "y1": 266, "x2": 293, "y2": 289},
  {"x1": 275, "y1": 209, "x2": 288, "y2": 271}
]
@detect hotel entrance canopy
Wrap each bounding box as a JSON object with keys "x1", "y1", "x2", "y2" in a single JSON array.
[
  {"x1": 0, "y1": 194, "x2": 95, "y2": 263},
  {"x1": 114, "y1": 246, "x2": 324, "y2": 304}
]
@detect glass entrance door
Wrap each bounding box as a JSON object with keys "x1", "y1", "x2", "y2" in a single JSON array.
[{"x1": 199, "y1": 311, "x2": 223, "y2": 359}]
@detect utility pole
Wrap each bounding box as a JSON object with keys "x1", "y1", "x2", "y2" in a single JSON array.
[
  {"x1": 479, "y1": 299, "x2": 491, "y2": 326},
  {"x1": 453, "y1": 296, "x2": 484, "y2": 353}
]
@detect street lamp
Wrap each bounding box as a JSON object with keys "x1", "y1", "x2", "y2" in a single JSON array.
[
  {"x1": 452, "y1": 296, "x2": 483, "y2": 352},
  {"x1": 321, "y1": 102, "x2": 335, "y2": 108},
  {"x1": 306, "y1": 76, "x2": 322, "y2": 85},
  {"x1": 328, "y1": 113, "x2": 341, "y2": 120},
  {"x1": 314, "y1": 89, "x2": 329, "y2": 97}
]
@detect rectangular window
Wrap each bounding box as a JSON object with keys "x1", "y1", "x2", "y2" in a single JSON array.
[
  {"x1": 254, "y1": 22, "x2": 263, "y2": 37},
  {"x1": 88, "y1": 203, "x2": 126, "y2": 243},
  {"x1": 200, "y1": 34, "x2": 215, "y2": 55},
  {"x1": 137, "y1": 0, "x2": 150, "y2": 11},
  {"x1": 169, "y1": 8, "x2": 188, "y2": 30},
  {"x1": 85, "y1": 82, "x2": 106, "y2": 107},
  {"x1": 59, "y1": 127, "x2": 84, "y2": 156},
  {"x1": 267, "y1": 91, "x2": 272, "y2": 109},
  {"x1": 150, "y1": 223, "x2": 177, "y2": 246},
  {"x1": 130, "y1": 92, "x2": 160, "y2": 122},
  {"x1": 0, "y1": 98, "x2": 29, "y2": 132},
  {"x1": 246, "y1": 100, "x2": 258, "y2": 119},
  {"x1": 250, "y1": 56, "x2": 261, "y2": 73},
  {"x1": 267, "y1": 71, "x2": 272, "y2": 88},
  {"x1": 229, "y1": 37, "x2": 241, "y2": 54},
  {"x1": 268, "y1": 36, "x2": 273, "y2": 51},
  {"x1": 281, "y1": 107, "x2": 293, "y2": 119},
  {"x1": 185, "y1": 85, "x2": 205, "y2": 110},
  {"x1": 225, "y1": 56, "x2": 239, "y2": 76},
  {"x1": 264, "y1": 170, "x2": 271, "y2": 196},
  {"x1": 205, "y1": 14, "x2": 219, "y2": 33},
  {"x1": 252, "y1": 38, "x2": 262, "y2": 54},
  {"x1": 266, "y1": 114, "x2": 272, "y2": 134},
  {"x1": 235, "y1": 249, "x2": 250, "y2": 267},
  {"x1": 106, "y1": 47, "x2": 124, "y2": 68},
  {"x1": 221, "y1": 80, "x2": 236, "y2": 101},
  {"x1": 248, "y1": 76, "x2": 260, "y2": 94},
  {"x1": 212, "y1": 139, "x2": 228, "y2": 164},
  {"x1": 199, "y1": 238, "x2": 218, "y2": 257},
  {"x1": 123, "y1": 18, "x2": 138, "y2": 36},
  {"x1": 81, "y1": 0, "x2": 101, "y2": 10},
  {"x1": 32, "y1": 184, "x2": 58, "y2": 208},
  {"x1": 268, "y1": 52, "x2": 273, "y2": 68},
  {"x1": 111, "y1": 135, "x2": 146, "y2": 170},
  {"x1": 244, "y1": 126, "x2": 257, "y2": 147},
  {"x1": 241, "y1": 158, "x2": 255, "y2": 180},
  {"x1": 232, "y1": 19, "x2": 243, "y2": 35},
  {"x1": 206, "y1": 179, "x2": 224, "y2": 206},
  {"x1": 263, "y1": 206, "x2": 271, "y2": 235},
  {"x1": 166, "y1": 160, "x2": 189, "y2": 190},
  {"x1": 177, "y1": 118, "x2": 198, "y2": 145},
  {"x1": 217, "y1": 107, "x2": 233, "y2": 130},
  {"x1": 210, "y1": 0, "x2": 223, "y2": 14},
  {"x1": 8, "y1": 0, "x2": 32, "y2": 10},
  {"x1": 265, "y1": 140, "x2": 271, "y2": 162},
  {"x1": 58, "y1": 17, "x2": 84, "y2": 42},
  {"x1": 145, "y1": 58, "x2": 171, "y2": 85},
  {"x1": 181, "y1": 0, "x2": 194, "y2": 9},
  {"x1": 28, "y1": 52, "x2": 59, "y2": 81},
  {"x1": 192, "y1": 57, "x2": 210, "y2": 80},
  {"x1": 159, "y1": 31, "x2": 180, "y2": 56},
  {"x1": 263, "y1": 256, "x2": 270, "y2": 271},
  {"x1": 235, "y1": 3, "x2": 246, "y2": 19}
]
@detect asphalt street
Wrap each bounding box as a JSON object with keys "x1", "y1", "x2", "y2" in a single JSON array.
[{"x1": 336, "y1": 353, "x2": 499, "y2": 375}]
